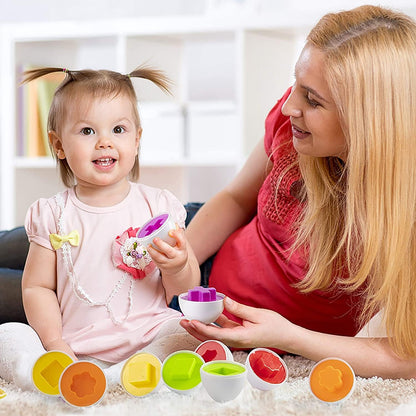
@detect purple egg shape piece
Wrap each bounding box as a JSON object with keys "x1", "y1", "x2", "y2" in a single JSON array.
[
  {"x1": 187, "y1": 286, "x2": 217, "y2": 302},
  {"x1": 137, "y1": 214, "x2": 169, "y2": 237}
]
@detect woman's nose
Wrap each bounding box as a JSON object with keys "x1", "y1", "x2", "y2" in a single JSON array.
[{"x1": 281, "y1": 90, "x2": 302, "y2": 118}]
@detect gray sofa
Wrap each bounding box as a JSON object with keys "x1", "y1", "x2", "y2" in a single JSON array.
[{"x1": 0, "y1": 226, "x2": 28, "y2": 324}]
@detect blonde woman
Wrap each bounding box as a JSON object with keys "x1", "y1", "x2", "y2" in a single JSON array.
[{"x1": 181, "y1": 5, "x2": 416, "y2": 379}]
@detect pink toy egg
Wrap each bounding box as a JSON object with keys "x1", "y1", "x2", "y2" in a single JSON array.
[
  {"x1": 246, "y1": 348, "x2": 288, "y2": 390},
  {"x1": 195, "y1": 340, "x2": 233, "y2": 362}
]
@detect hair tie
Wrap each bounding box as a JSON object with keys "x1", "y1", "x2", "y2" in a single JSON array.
[
  {"x1": 63, "y1": 68, "x2": 68, "y2": 74},
  {"x1": 126, "y1": 73, "x2": 131, "y2": 78}
]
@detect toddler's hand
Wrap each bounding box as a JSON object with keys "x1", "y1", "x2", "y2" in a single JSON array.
[
  {"x1": 147, "y1": 226, "x2": 189, "y2": 277},
  {"x1": 45, "y1": 338, "x2": 78, "y2": 361}
]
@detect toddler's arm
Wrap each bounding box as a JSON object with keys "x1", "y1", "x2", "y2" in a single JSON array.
[
  {"x1": 147, "y1": 227, "x2": 200, "y2": 303},
  {"x1": 22, "y1": 242, "x2": 76, "y2": 360}
]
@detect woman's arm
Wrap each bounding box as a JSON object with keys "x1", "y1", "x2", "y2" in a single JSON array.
[
  {"x1": 290, "y1": 326, "x2": 415, "y2": 379},
  {"x1": 151, "y1": 138, "x2": 272, "y2": 300},
  {"x1": 186, "y1": 140, "x2": 272, "y2": 264},
  {"x1": 22, "y1": 242, "x2": 76, "y2": 360},
  {"x1": 181, "y1": 297, "x2": 416, "y2": 379}
]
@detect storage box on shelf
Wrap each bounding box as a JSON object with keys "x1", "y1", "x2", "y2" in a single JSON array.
[
  {"x1": 139, "y1": 102, "x2": 185, "y2": 163},
  {"x1": 187, "y1": 101, "x2": 238, "y2": 161},
  {"x1": 0, "y1": 16, "x2": 303, "y2": 229}
]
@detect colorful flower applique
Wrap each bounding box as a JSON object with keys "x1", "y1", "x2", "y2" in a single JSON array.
[{"x1": 112, "y1": 227, "x2": 156, "y2": 279}]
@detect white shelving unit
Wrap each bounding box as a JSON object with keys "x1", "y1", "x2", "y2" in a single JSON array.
[{"x1": 0, "y1": 16, "x2": 305, "y2": 229}]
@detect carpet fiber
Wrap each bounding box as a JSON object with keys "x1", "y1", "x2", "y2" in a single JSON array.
[{"x1": 1, "y1": 352, "x2": 416, "y2": 416}]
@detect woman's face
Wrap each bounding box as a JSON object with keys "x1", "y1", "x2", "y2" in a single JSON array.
[{"x1": 282, "y1": 44, "x2": 347, "y2": 161}]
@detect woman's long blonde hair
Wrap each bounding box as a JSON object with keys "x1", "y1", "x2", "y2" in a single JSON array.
[{"x1": 296, "y1": 5, "x2": 416, "y2": 357}]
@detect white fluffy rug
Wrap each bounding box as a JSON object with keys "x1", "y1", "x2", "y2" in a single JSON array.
[{"x1": 1, "y1": 352, "x2": 416, "y2": 416}]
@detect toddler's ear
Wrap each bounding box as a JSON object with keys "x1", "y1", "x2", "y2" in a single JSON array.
[
  {"x1": 48, "y1": 131, "x2": 65, "y2": 159},
  {"x1": 136, "y1": 127, "x2": 142, "y2": 148}
]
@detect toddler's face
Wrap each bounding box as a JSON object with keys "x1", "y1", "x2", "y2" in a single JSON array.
[{"x1": 51, "y1": 93, "x2": 141, "y2": 193}]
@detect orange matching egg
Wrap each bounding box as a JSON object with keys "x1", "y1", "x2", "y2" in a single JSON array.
[
  {"x1": 59, "y1": 361, "x2": 107, "y2": 407},
  {"x1": 309, "y1": 358, "x2": 355, "y2": 403}
]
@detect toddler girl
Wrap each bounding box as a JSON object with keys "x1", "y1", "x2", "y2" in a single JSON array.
[{"x1": 0, "y1": 66, "x2": 200, "y2": 390}]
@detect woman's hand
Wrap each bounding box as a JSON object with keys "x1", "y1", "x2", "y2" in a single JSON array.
[
  {"x1": 180, "y1": 297, "x2": 296, "y2": 350},
  {"x1": 184, "y1": 297, "x2": 416, "y2": 379}
]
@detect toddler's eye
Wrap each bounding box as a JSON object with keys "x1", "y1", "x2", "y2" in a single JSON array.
[
  {"x1": 81, "y1": 127, "x2": 94, "y2": 135},
  {"x1": 113, "y1": 125, "x2": 125, "y2": 134}
]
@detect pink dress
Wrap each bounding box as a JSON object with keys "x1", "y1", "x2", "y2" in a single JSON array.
[
  {"x1": 25, "y1": 182, "x2": 183, "y2": 363},
  {"x1": 210, "y1": 88, "x2": 364, "y2": 338}
]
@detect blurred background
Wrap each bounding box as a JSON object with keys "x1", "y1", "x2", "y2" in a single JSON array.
[
  {"x1": 1, "y1": 0, "x2": 415, "y2": 22},
  {"x1": 1, "y1": 0, "x2": 415, "y2": 228}
]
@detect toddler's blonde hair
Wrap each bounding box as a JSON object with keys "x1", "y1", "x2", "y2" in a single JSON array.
[{"x1": 21, "y1": 67, "x2": 171, "y2": 187}]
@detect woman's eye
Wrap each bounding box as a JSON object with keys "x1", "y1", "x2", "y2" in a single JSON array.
[
  {"x1": 81, "y1": 127, "x2": 94, "y2": 135},
  {"x1": 113, "y1": 126, "x2": 125, "y2": 134},
  {"x1": 306, "y1": 94, "x2": 320, "y2": 108}
]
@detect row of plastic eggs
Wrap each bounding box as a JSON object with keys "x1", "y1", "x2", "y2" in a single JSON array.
[
  {"x1": 32, "y1": 340, "x2": 288, "y2": 406},
  {"x1": 32, "y1": 339, "x2": 355, "y2": 407}
]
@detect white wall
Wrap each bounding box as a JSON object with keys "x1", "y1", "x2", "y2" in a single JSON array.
[
  {"x1": 0, "y1": 0, "x2": 205, "y2": 21},
  {"x1": 1, "y1": 0, "x2": 416, "y2": 23},
  {"x1": 5, "y1": 0, "x2": 416, "y2": 227}
]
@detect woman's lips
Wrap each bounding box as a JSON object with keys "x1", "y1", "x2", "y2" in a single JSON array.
[{"x1": 291, "y1": 124, "x2": 310, "y2": 140}]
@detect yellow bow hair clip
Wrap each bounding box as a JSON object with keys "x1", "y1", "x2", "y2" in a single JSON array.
[{"x1": 49, "y1": 230, "x2": 80, "y2": 250}]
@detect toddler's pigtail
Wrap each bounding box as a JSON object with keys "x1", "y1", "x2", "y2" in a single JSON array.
[
  {"x1": 128, "y1": 66, "x2": 172, "y2": 95},
  {"x1": 20, "y1": 67, "x2": 69, "y2": 85}
]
